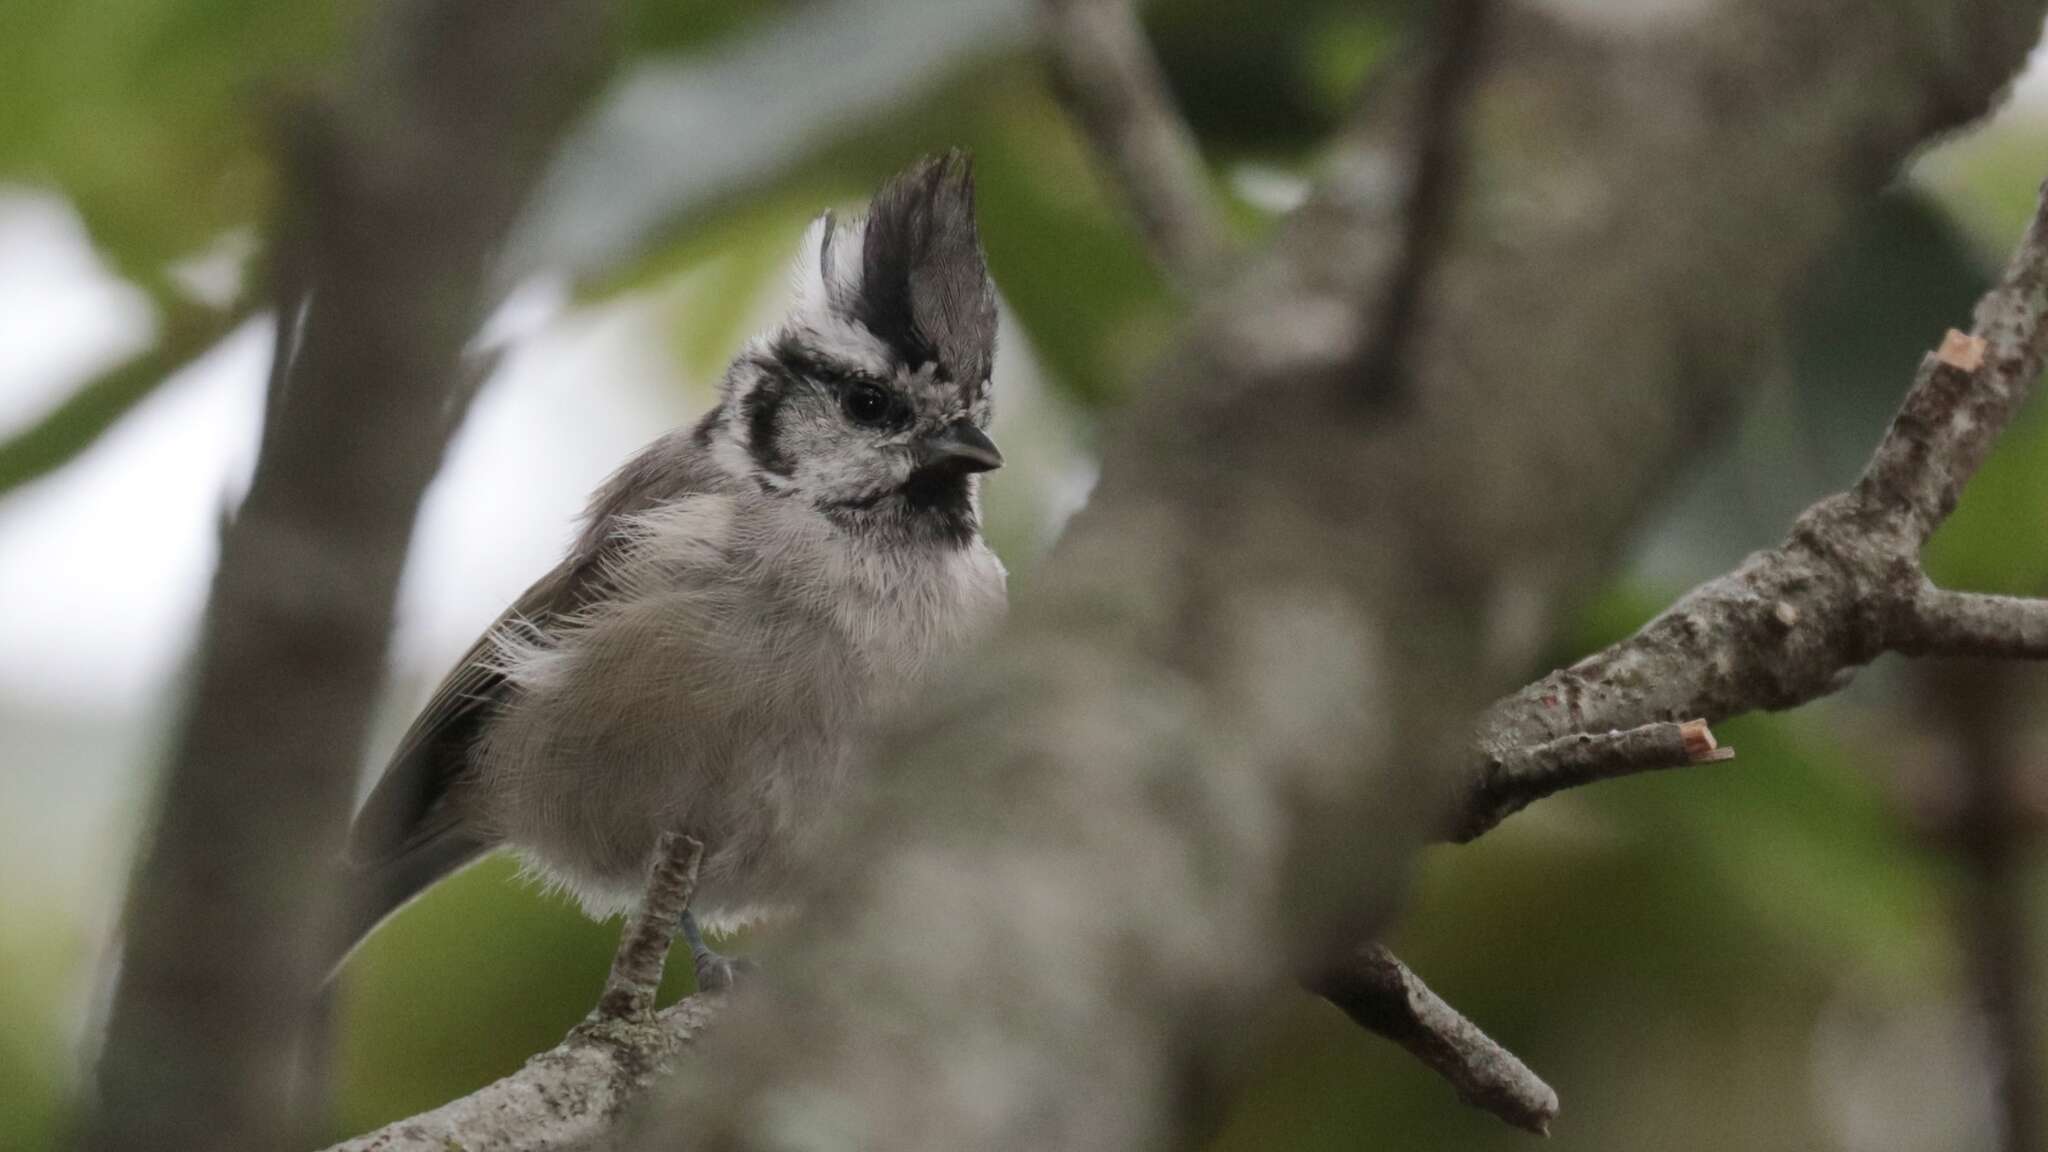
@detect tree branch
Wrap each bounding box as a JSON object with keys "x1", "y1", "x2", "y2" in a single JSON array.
[
  {"x1": 322, "y1": 834, "x2": 720, "y2": 1152},
  {"x1": 1905, "y1": 587, "x2": 2048, "y2": 658},
  {"x1": 1462, "y1": 719, "x2": 1734, "y2": 838},
  {"x1": 1460, "y1": 172, "x2": 2048, "y2": 843},
  {"x1": 81, "y1": 4, "x2": 611, "y2": 1151},
  {"x1": 1036, "y1": 0, "x2": 1226, "y2": 291},
  {"x1": 1359, "y1": 0, "x2": 1494, "y2": 398},
  {"x1": 322, "y1": 997, "x2": 724, "y2": 1152},
  {"x1": 1310, "y1": 945, "x2": 1559, "y2": 1135}
]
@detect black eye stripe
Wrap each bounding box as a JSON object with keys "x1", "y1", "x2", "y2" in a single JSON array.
[
  {"x1": 767, "y1": 336, "x2": 912, "y2": 429},
  {"x1": 741, "y1": 373, "x2": 793, "y2": 477}
]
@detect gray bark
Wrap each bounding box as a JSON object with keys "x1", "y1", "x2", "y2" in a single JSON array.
[
  {"x1": 1311, "y1": 944, "x2": 1559, "y2": 1134},
  {"x1": 324, "y1": 999, "x2": 724, "y2": 1152},
  {"x1": 80, "y1": 4, "x2": 610, "y2": 1150}
]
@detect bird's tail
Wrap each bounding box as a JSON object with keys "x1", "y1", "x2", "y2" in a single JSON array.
[{"x1": 322, "y1": 831, "x2": 491, "y2": 983}]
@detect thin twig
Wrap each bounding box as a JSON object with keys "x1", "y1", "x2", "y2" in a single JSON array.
[
  {"x1": 594, "y1": 833, "x2": 706, "y2": 1022},
  {"x1": 1037, "y1": 0, "x2": 1226, "y2": 291},
  {"x1": 321, "y1": 997, "x2": 724, "y2": 1152},
  {"x1": 1311, "y1": 945, "x2": 1559, "y2": 1135},
  {"x1": 1358, "y1": 0, "x2": 1493, "y2": 400},
  {"x1": 1338, "y1": 720, "x2": 1732, "y2": 1115},
  {"x1": 1862, "y1": 193, "x2": 2048, "y2": 547},
  {"x1": 1458, "y1": 719, "x2": 1732, "y2": 841},
  {"x1": 1904, "y1": 586, "x2": 2048, "y2": 658}
]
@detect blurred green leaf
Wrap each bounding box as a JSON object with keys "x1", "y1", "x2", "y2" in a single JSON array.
[
  {"x1": 1563, "y1": 579, "x2": 1671, "y2": 654},
  {"x1": 620, "y1": 0, "x2": 788, "y2": 57},
  {"x1": 1603, "y1": 711, "x2": 1939, "y2": 974},
  {"x1": 1792, "y1": 190, "x2": 1993, "y2": 487},
  {"x1": 1924, "y1": 393, "x2": 2048, "y2": 595},
  {"x1": 1563, "y1": 584, "x2": 1940, "y2": 978},
  {"x1": 0, "y1": 289, "x2": 245, "y2": 496},
  {"x1": 0, "y1": 0, "x2": 788, "y2": 281},
  {"x1": 1914, "y1": 118, "x2": 2048, "y2": 256},
  {"x1": 0, "y1": 919, "x2": 74, "y2": 1152},
  {"x1": 0, "y1": 0, "x2": 342, "y2": 273}
]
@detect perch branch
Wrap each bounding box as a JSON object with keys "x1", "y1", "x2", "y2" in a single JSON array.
[
  {"x1": 323, "y1": 834, "x2": 718, "y2": 1152},
  {"x1": 321, "y1": 998, "x2": 724, "y2": 1152},
  {"x1": 594, "y1": 833, "x2": 706, "y2": 1022}
]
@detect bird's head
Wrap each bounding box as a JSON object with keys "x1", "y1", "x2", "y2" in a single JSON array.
[{"x1": 708, "y1": 152, "x2": 1001, "y2": 547}]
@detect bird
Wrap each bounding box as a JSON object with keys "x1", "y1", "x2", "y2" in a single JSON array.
[{"x1": 332, "y1": 153, "x2": 1009, "y2": 987}]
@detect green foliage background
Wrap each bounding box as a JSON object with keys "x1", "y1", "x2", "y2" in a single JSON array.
[{"x1": 1, "y1": 1, "x2": 2044, "y2": 1149}]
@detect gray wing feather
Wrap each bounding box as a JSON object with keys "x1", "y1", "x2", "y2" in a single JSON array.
[
  {"x1": 344, "y1": 563, "x2": 578, "y2": 866},
  {"x1": 332, "y1": 427, "x2": 722, "y2": 973}
]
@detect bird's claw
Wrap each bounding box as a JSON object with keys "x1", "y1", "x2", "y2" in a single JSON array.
[{"x1": 693, "y1": 950, "x2": 756, "y2": 993}]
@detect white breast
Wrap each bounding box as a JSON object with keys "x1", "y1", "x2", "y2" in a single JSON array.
[
  {"x1": 478, "y1": 490, "x2": 1006, "y2": 922},
  {"x1": 745, "y1": 496, "x2": 1008, "y2": 706}
]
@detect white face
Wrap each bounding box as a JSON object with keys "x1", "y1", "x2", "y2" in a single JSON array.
[{"x1": 747, "y1": 347, "x2": 991, "y2": 501}]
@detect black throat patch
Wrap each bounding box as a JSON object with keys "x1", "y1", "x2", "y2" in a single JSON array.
[
  {"x1": 819, "y1": 471, "x2": 978, "y2": 549},
  {"x1": 899, "y1": 470, "x2": 977, "y2": 547}
]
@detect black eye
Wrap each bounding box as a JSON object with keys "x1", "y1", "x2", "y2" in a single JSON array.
[{"x1": 840, "y1": 382, "x2": 894, "y2": 427}]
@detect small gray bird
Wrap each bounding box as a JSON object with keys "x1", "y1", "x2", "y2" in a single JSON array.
[{"x1": 333, "y1": 154, "x2": 1008, "y2": 983}]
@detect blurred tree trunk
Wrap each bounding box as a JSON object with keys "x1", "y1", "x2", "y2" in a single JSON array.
[
  {"x1": 79, "y1": 3, "x2": 610, "y2": 1151},
  {"x1": 1919, "y1": 661, "x2": 2045, "y2": 1152}
]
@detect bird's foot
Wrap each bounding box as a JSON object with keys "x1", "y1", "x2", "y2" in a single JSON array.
[
  {"x1": 680, "y1": 908, "x2": 755, "y2": 993},
  {"x1": 692, "y1": 949, "x2": 757, "y2": 993}
]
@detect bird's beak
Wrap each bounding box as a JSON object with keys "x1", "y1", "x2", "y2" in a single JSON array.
[{"x1": 915, "y1": 420, "x2": 1004, "y2": 475}]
